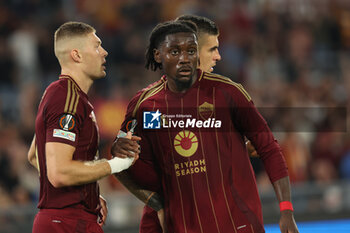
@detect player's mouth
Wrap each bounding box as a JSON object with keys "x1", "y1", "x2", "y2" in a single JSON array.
[
  {"x1": 177, "y1": 66, "x2": 193, "y2": 77},
  {"x1": 102, "y1": 61, "x2": 107, "y2": 70},
  {"x1": 210, "y1": 63, "x2": 216, "y2": 72}
]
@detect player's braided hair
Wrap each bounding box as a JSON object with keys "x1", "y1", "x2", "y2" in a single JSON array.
[
  {"x1": 176, "y1": 14, "x2": 219, "y2": 36},
  {"x1": 145, "y1": 21, "x2": 197, "y2": 71}
]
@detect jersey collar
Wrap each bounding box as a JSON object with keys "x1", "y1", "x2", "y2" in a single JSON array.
[{"x1": 59, "y1": 74, "x2": 83, "y2": 93}]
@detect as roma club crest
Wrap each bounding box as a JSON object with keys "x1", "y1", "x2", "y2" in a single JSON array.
[
  {"x1": 199, "y1": 101, "x2": 214, "y2": 120},
  {"x1": 59, "y1": 114, "x2": 76, "y2": 131}
]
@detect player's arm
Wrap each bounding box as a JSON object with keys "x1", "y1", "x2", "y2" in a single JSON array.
[
  {"x1": 113, "y1": 132, "x2": 163, "y2": 211},
  {"x1": 111, "y1": 91, "x2": 144, "y2": 159},
  {"x1": 246, "y1": 139, "x2": 258, "y2": 157},
  {"x1": 272, "y1": 176, "x2": 299, "y2": 233},
  {"x1": 230, "y1": 84, "x2": 298, "y2": 233},
  {"x1": 112, "y1": 131, "x2": 162, "y2": 210},
  {"x1": 115, "y1": 170, "x2": 164, "y2": 211},
  {"x1": 112, "y1": 89, "x2": 166, "y2": 229},
  {"x1": 229, "y1": 83, "x2": 288, "y2": 181},
  {"x1": 46, "y1": 142, "x2": 136, "y2": 188},
  {"x1": 111, "y1": 132, "x2": 141, "y2": 158},
  {"x1": 28, "y1": 135, "x2": 38, "y2": 170},
  {"x1": 115, "y1": 170, "x2": 166, "y2": 232}
]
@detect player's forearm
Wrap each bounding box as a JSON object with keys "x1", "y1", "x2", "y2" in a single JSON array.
[
  {"x1": 49, "y1": 159, "x2": 112, "y2": 187},
  {"x1": 273, "y1": 176, "x2": 299, "y2": 233},
  {"x1": 28, "y1": 135, "x2": 38, "y2": 170},
  {"x1": 272, "y1": 176, "x2": 292, "y2": 203},
  {"x1": 28, "y1": 151, "x2": 38, "y2": 169},
  {"x1": 50, "y1": 158, "x2": 134, "y2": 187},
  {"x1": 115, "y1": 171, "x2": 164, "y2": 211},
  {"x1": 46, "y1": 142, "x2": 134, "y2": 188}
]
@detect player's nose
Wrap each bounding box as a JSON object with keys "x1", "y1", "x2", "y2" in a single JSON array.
[
  {"x1": 179, "y1": 51, "x2": 190, "y2": 63},
  {"x1": 102, "y1": 47, "x2": 108, "y2": 57},
  {"x1": 214, "y1": 50, "x2": 221, "y2": 61}
]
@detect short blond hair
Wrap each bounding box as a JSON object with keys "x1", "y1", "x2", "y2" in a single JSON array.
[
  {"x1": 54, "y1": 22, "x2": 95, "y2": 59},
  {"x1": 54, "y1": 21, "x2": 95, "y2": 42}
]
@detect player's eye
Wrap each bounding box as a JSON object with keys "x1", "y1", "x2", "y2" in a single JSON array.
[
  {"x1": 210, "y1": 47, "x2": 218, "y2": 52},
  {"x1": 188, "y1": 49, "x2": 196, "y2": 55},
  {"x1": 171, "y1": 50, "x2": 179, "y2": 56}
]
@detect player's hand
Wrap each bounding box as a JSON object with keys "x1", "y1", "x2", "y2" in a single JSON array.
[
  {"x1": 111, "y1": 131, "x2": 141, "y2": 158},
  {"x1": 157, "y1": 208, "x2": 168, "y2": 233},
  {"x1": 98, "y1": 195, "x2": 108, "y2": 226},
  {"x1": 279, "y1": 210, "x2": 299, "y2": 233},
  {"x1": 246, "y1": 140, "x2": 258, "y2": 157}
]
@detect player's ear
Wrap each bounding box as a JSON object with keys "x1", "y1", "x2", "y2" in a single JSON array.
[
  {"x1": 70, "y1": 49, "x2": 82, "y2": 63},
  {"x1": 153, "y1": 49, "x2": 161, "y2": 63}
]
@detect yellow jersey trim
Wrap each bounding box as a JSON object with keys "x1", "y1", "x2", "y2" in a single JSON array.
[
  {"x1": 203, "y1": 73, "x2": 251, "y2": 101},
  {"x1": 132, "y1": 80, "x2": 164, "y2": 118},
  {"x1": 64, "y1": 79, "x2": 80, "y2": 115}
]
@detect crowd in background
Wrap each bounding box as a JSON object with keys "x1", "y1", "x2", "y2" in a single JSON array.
[{"x1": 0, "y1": 0, "x2": 350, "y2": 215}]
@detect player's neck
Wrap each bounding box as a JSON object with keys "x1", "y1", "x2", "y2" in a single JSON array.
[{"x1": 60, "y1": 68, "x2": 93, "y2": 94}]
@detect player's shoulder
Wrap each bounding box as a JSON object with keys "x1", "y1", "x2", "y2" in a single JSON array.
[
  {"x1": 202, "y1": 72, "x2": 238, "y2": 88},
  {"x1": 126, "y1": 77, "x2": 165, "y2": 118},
  {"x1": 130, "y1": 77, "x2": 165, "y2": 105},
  {"x1": 43, "y1": 79, "x2": 65, "y2": 101},
  {"x1": 46, "y1": 77, "x2": 79, "y2": 96},
  {"x1": 140, "y1": 78, "x2": 165, "y2": 99},
  {"x1": 43, "y1": 77, "x2": 84, "y2": 113},
  {"x1": 143, "y1": 78, "x2": 165, "y2": 92},
  {"x1": 201, "y1": 72, "x2": 251, "y2": 101}
]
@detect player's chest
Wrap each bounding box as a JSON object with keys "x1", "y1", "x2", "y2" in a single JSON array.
[
  {"x1": 139, "y1": 91, "x2": 231, "y2": 164},
  {"x1": 79, "y1": 110, "x2": 99, "y2": 145},
  {"x1": 140, "y1": 89, "x2": 230, "y2": 132}
]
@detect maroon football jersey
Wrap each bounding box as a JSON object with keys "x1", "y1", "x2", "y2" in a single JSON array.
[
  {"x1": 122, "y1": 70, "x2": 288, "y2": 233},
  {"x1": 35, "y1": 75, "x2": 100, "y2": 214}
]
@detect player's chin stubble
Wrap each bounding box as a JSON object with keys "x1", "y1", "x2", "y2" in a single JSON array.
[{"x1": 175, "y1": 77, "x2": 192, "y2": 91}]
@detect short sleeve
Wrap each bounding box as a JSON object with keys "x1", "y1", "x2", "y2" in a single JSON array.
[{"x1": 45, "y1": 84, "x2": 83, "y2": 147}]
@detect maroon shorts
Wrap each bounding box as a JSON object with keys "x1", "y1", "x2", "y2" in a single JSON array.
[{"x1": 32, "y1": 208, "x2": 103, "y2": 233}]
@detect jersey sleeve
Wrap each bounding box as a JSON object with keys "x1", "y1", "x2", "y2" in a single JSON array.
[
  {"x1": 229, "y1": 84, "x2": 288, "y2": 182},
  {"x1": 121, "y1": 92, "x2": 161, "y2": 191},
  {"x1": 44, "y1": 84, "x2": 83, "y2": 147}
]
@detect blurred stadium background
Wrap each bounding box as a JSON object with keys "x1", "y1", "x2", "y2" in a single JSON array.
[{"x1": 0, "y1": 0, "x2": 350, "y2": 232}]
